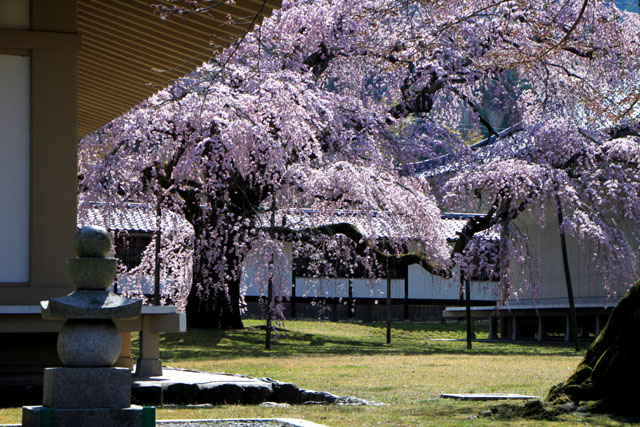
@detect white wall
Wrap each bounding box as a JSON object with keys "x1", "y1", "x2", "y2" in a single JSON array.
[
  {"x1": 0, "y1": 55, "x2": 30, "y2": 282},
  {"x1": 115, "y1": 274, "x2": 177, "y2": 295},
  {"x1": 408, "y1": 264, "x2": 498, "y2": 301},
  {"x1": 242, "y1": 242, "x2": 293, "y2": 298},
  {"x1": 242, "y1": 243, "x2": 498, "y2": 301},
  {"x1": 294, "y1": 277, "x2": 405, "y2": 300},
  {"x1": 509, "y1": 206, "x2": 638, "y2": 304}
]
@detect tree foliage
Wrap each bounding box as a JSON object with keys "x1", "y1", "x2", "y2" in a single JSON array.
[{"x1": 80, "y1": 0, "x2": 640, "y2": 327}]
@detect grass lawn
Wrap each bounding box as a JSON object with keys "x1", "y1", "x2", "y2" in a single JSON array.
[{"x1": 0, "y1": 319, "x2": 636, "y2": 426}]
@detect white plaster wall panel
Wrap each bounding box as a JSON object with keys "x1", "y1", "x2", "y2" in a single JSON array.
[
  {"x1": 295, "y1": 277, "x2": 348, "y2": 298},
  {"x1": 470, "y1": 281, "x2": 500, "y2": 300},
  {"x1": 115, "y1": 274, "x2": 180, "y2": 295},
  {"x1": 407, "y1": 264, "x2": 497, "y2": 300},
  {"x1": 351, "y1": 278, "x2": 404, "y2": 299},
  {"x1": 509, "y1": 206, "x2": 637, "y2": 304},
  {"x1": 408, "y1": 264, "x2": 460, "y2": 299},
  {"x1": 242, "y1": 242, "x2": 292, "y2": 297},
  {"x1": 0, "y1": 55, "x2": 30, "y2": 282}
]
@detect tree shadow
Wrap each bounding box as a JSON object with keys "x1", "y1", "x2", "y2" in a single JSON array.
[
  {"x1": 157, "y1": 321, "x2": 583, "y2": 361},
  {"x1": 480, "y1": 401, "x2": 640, "y2": 426}
]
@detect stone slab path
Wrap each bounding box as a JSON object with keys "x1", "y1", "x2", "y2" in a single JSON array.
[
  {"x1": 441, "y1": 393, "x2": 540, "y2": 400},
  {"x1": 133, "y1": 367, "x2": 377, "y2": 407}
]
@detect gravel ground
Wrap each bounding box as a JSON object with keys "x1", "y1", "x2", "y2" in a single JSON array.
[
  {"x1": 157, "y1": 422, "x2": 283, "y2": 427},
  {"x1": 156, "y1": 419, "x2": 317, "y2": 427}
]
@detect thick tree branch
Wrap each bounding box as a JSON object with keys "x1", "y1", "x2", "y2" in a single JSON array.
[
  {"x1": 537, "y1": 0, "x2": 589, "y2": 59},
  {"x1": 303, "y1": 42, "x2": 336, "y2": 79},
  {"x1": 450, "y1": 192, "x2": 533, "y2": 260},
  {"x1": 265, "y1": 222, "x2": 449, "y2": 278}
]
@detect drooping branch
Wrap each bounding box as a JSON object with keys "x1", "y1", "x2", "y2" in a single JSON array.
[
  {"x1": 450, "y1": 86, "x2": 499, "y2": 138},
  {"x1": 266, "y1": 222, "x2": 450, "y2": 278}
]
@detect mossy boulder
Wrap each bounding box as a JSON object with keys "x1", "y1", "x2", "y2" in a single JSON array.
[{"x1": 546, "y1": 278, "x2": 640, "y2": 416}]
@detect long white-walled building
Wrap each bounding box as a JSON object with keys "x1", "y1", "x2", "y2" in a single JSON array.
[
  {"x1": 445, "y1": 206, "x2": 638, "y2": 340},
  {"x1": 241, "y1": 214, "x2": 501, "y2": 320}
]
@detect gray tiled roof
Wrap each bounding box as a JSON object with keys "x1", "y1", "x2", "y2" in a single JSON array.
[
  {"x1": 260, "y1": 209, "x2": 498, "y2": 242},
  {"x1": 401, "y1": 125, "x2": 524, "y2": 178},
  {"x1": 440, "y1": 213, "x2": 500, "y2": 242},
  {"x1": 78, "y1": 202, "x2": 191, "y2": 233},
  {"x1": 79, "y1": 203, "x2": 496, "y2": 242}
]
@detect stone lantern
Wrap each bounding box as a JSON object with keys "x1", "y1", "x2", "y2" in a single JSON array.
[{"x1": 22, "y1": 226, "x2": 151, "y2": 427}]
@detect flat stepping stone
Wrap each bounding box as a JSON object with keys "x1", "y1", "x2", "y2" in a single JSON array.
[
  {"x1": 132, "y1": 367, "x2": 378, "y2": 407},
  {"x1": 441, "y1": 393, "x2": 540, "y2": 401},
  {"x1": 133, "y1": 368, "x2": 276, "y2": 405},
  {"x1": 136, "y1": 368, "x2": 269, "y2": 387}
]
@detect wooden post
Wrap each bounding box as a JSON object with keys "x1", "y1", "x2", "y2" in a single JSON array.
[
  {"x1": 403, "y1": 264, "x2": 410, "y2": 322},
  {"x1": 386, "y1": 260, "x2": 391, "y2": 344},
  {"x1": 464, "y1": 276, "x2": 472, "y2": 350},
  {"x1": 557, "y1": 196, "x2": 580, "y2": 352},
  {"x1": 266, "y1": 274, "x2": 273, "y2": 350},
  {"x1": 347, "y1": 277, "x2": 354, "y2": 320},
  {"x1": 153, "y1": 203, "x2": 161, "y2": 306},
  {"x1": 290, "y1": 270, "x2": 297, "y2": 319},
  {"x1": 537, "y1": 316, "x2": 543, "y2": 341},
  {"x1": 489, "y1": 316, "x2": 498, "y2": 340}
]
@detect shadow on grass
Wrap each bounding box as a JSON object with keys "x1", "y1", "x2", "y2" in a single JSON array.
[
  {"x1": 481, "y1": 401, "x2": 640, "y2": 426},
  {"x1": 156, "y1": 320, "x2": 584, "y2": 361}
]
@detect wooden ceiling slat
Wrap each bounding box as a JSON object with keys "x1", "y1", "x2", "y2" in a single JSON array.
[
  {"x1": 78, "y1": 111, "x2": 125, "y2": 134},
  {"x1": 78, "y1": 104, "x2": 127, "y2": 123},
  {"x1": 79, "y1": 39, "x2": 194, "y2": 83},
  {"x1": 96, "y1": 0, "x2": 248, "y2": 39},
  {"x1": 78, "y1": 85, "x2": 158, "y2": 110},
  {"x1": 78, "y1": 57, "x2": 183, "y2": 86},
  {"x1": 78, "y1": 20, "x2": 210, "y2": 70},
  {"x1": 79, "y1": 6, "x2": 224, "y2": 56},
  {"x1": 77, "y1": 106, "x2": 115, "y2": 128},
  {"x1": 78, "y1": 70, "x2": 157, "y2": 102},
  {"x1": 76, "y1": 0, "x2": 281, "y2": 140}
]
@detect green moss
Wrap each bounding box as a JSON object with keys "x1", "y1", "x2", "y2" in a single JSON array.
[{"x1": 546, "y1": 278, "x2": 640, "y2": 417}]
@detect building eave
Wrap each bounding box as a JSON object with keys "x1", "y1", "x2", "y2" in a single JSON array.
[{"x1": 76, "y1": 0, "x2": 281, "y2": 140}]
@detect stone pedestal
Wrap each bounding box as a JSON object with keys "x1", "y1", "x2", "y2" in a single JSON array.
[
  {"x1": 21, "y1": 226, "x2": 151, "y2": 427},
  {"x1": 22, "y1": 405, "x2": 145, "y2": 427},
  {"x1": 135, "y1": 358, "x2": 163, "y2": 377},
  {"x1": 136, "y1": 317, "x2": 163, "y2": 377},
  {"x1": 43, "y1": 367, "x2": 132, "y2": 408}
]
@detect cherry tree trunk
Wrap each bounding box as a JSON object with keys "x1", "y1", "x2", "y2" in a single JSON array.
[
  {"x1": 186, "y1": 275, "x2": 244, "y2": 329},
  {"x1": 547, "y1": 278, "x2": 640, "y2": 415},
  {"x1": 185, "y1": 227, "x2": 244, "y2": 329}
]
